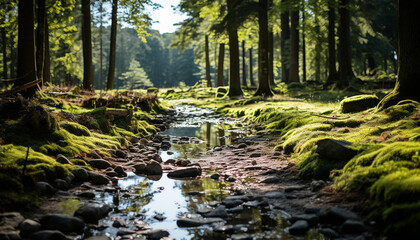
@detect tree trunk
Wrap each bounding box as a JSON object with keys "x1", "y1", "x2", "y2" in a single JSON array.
[
  {"x1": 106, "y1": 0, "x2": 118, "y2": 90},
  {"x1": 378, "y1": 1, "x2": 420, "y2": 109},
  {"x1": 289, "y1": 9, "x2": 299, "y2": 83},
  {"x1": 43, "y1": 20, "x2": 51, "y2": 83},
  {"x1": 205, "y1": 35, "x2": 212, "y2": 87},
  {"x1": 255, "y1": 0, "x2": 273, "y2": 96},
  {"x1": 241, "y1": 40, "x2": 247, "y2": 87},
  {"x1": 314, "y1": 6, "x2": 321, "y2": 82},
  {"x1": 301, "y1": 0, "x2": 306, "y2": 82},
  {"x1": 82, "y1": 0, "x2": 93, "y2": 91},
  {"x1": 99, "y1": 1, "x2": 103, "y2": 89},
  {"x1": 337, "y1": 0, "x2": 354, "y2": 88},
  {"x1": 383, "y1": 54, "x2": 387, "y2": 73},
  {"x1": 1, "y1": 2, "x2": 7, "y2": 80},
  {"x1": 249, "y1": 47, "x2": 255, "y2": 86},
  {"x1": 36, "y1": 0, "x2": 46, "y2": 83},
  {"x1": 280, "y1": 0, "x2": 290, "y2": 83},
  {"x1": 16, "y1": 0, "x2": 37, "y2": 97},
  {"x1": 217, "y1": 43, "x2": 225, "y2": 87},
  {"x1": 10, "y1": 33, "x2": 15, "y2": 78},
  {"x1": 227, "y1": 0, "x2": 243, "y2": 97},
  {"x1": 367, "y1": 53, "x2": 377, "y2": 76},
  {"x1": 268, "y1": 31, "x2": 275, "y2": 87},
  {"x1": 326, "y1": 1, "x2": 338, "y2": 84}
]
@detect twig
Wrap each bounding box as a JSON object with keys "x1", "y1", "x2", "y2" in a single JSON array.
[{"x1": 310, "y1": 113, "x2": 351, "y2": 120}]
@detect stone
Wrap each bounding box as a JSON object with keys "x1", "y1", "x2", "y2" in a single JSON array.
[
  {"x1": 55, "y1": 154, "x2": 71, "y2": 164},
  {"x1": 19, "y1": 219, "x2": 41, "y2": 236},
  {"x1": 213, "y1": 147, "x2": 223, "y2": 151},
  {"x1": 290, "y1": 214, "x2": 319, "y2": 226},
  {"x1": 261, "y1": 176, "x2": 280, "y2": 184},
  {"x1": 85, "y1": 236, "x2": 112, "y2": 240},
  {"x1": 318, "y1": 207, "x2": 360, "y2": 225},
  {"x1": 175, "y1": 159, "x2": 191, "y2": 166},
  {"x1": 112, "y1": 219, "x2": 127, "y2": 228},
  {"x1": 72, "y1": 168, "x2": 89, "y2": 181},
  {"x1": 161, "y1": 141, "x2": 171, "y2": 149},
  {"x1": 210, "y1": 173, "x2": 220, "y2": 180},
  {"x1": 54, "y1": 179, "x2": 69, "y2": 191},
  {"x1": 35, "y1": 182, "x2": 55, "y2": 197},
  {"x1": 225, "y1": 195, "x2": 253, "y2": 202},
  {"x1": 116, "y1": 229, "x2": 135, "y2": 236},
  {"x1": 115, "y1": 149, "x2": 127, "y2": 158},
  {"x1": 0, "y1": 212, "x2": 24, "y2": 230},
  {"x1": 250, "y1": 153, "x2": 261, "y2": 158},
  {"x1": 30, "y1": 230, "x2": 67, "y2": 240},
  {"x1": 284, "y1": 185, "x2": 306, "y2": 192},
  {"x1": 237, "y1": 143, "x2": 247, "y2": 149},
  {"x1": 64, "y1": 173, "x2": 75, "y2": 184},
  {"x1": 105, "y1": 171, "x2": 117, "y2": 177},
  {"x1": 203, "y1": 205, "x2": 228, "y2": 218},
  {"x1": 99, "y1": 205, "x2": 112, "y2": 217},
  {"x1": 153, "y1": 214, "x2": 166, "y2": 221},
  {"x1": 40, "y1": 214, "x2": 84, "y2": 234},
  {"x1": 318, "y1": 228, "x2": 339, "y2": 238},
  {"x1": 114, "y1": 166, "x2": 127, "y2": 177},
  {"x1": 222, "y1": 199, "x2": 243, "y2": 208},
  {"x1": 152, "y1": 154, "x2": 162, "y2": 163},
  {"x1": 88, "y1": 159, "x2": 112, "y2": 169},
  {"x1": 311, "y1": 180, "x2": 326, "y2": 191},
  {"x1": 262, "y1": 192, "x2": 284, "y2": 199},
  {"x1": 288, "y1": 220, "x2": 309, "y2": 235},
  {"x1": 76, "y1": 192, "x2": 95, "y2": 199},
  {"x1": 145, "y1": 160, "x2": 163, "y2": 175},
  {"x1": 339, "y1": 94, "x2": 379, "y2": 113},
  {"x1": 89, "y1": 172, "x2": 109, "y2": 185},
  {"x1": 167, "y1": 167, "x2": 201, "y2": 178},
  {"x1": 133, "y1": 163, "x2": 147, "y2": 173},
  {"x1": 227, "y1": 205, "x2": 244, "y2": 213},
  {"x1": 74, "y1": 206, "x2": 101, "y2": 224},
  {"x1": 316, "y1": 139, "x2": 357, "y2": 161},
  {"x1": 142, "y1": 229, "x2": 170, "y2": 240},
  {"x1": 341, "y1": 220, "x2": 367, "y2": 234}
]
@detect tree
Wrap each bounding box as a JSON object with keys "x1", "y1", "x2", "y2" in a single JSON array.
[
  {"x1": 217, "y1": 43, "x2": 225, "y2": 87},
  {"x1": 106, "y1": 0, "x2": 118, "y2": 90},
  {"x1": 242, "y1": 40, "x2": 247, "y2": 87},
  {"x1": 280, "y1": 0, "x2": 290, "y2": 83},
  {"x1": 121, "y1": 59, "x2": 153, "y2": 90},
  {"x1": 249, "y1": 47, "x2": 255, "y2": 86},
  {"x1": 289, "y1": 2, "x2": 299, "y2": 83},
  {"x1": 326, "y1": 0, "x2": 338, "y2": 85},
  {"x1": 337, "y1": 0, "x2": 355, "y2": 88},
  {"x1": 378, "y1": 1, "x2": 420, "y2": 109},
  {"x1": 1, "y1": 1, "x2": 7, "y2": 80},
  {"x1": 36, "y1": 0, "x2": 46, "y2": 83},
  {"x1": 82, "y1": 0, "x2": 93, "y2": 90},
  {"x1": 301, "y1": 0, "x2": 306, "y2": 82},
  {"x1": 205, "y1": 34, "x2": 212, "y2": 87}
]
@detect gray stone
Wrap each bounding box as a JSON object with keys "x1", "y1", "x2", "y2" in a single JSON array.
[
  {"x1": 76, "y1": 192, "x2": 95, "y2": 199},
  {"x1": 319, "y1": 207, "x2": 360, "y2": 225},
  {"x1": 316, "y1": 139, "x2": 357, "y2": 161},
  {"x1": 115, "y1": 149, "x2": 127, "y2": 158},
  {"x1": 290, "y1": 214, "x2": 319, "y2": 226},
  {"x1": 40, "y1": 214, "x2": 84, "y2": 234},
  {"x1": 99, "y1": 205, "x2": 112, "y2": 217},
  {"x1": 72, "y1": 168, "x2": 89, "y2": 181},
  {"x1": 225, "y1": 195, "x2": 253, "y2": 202},
  {"x1": 288, "y1": 220, "x2": 309, "y2": 235},
  {"x1": 210, "y1": 173, "x2": 220, "y2": 180},
  {"x1": 227, "y1": 205, "x2": 244, "y2": 213},
  {"x1": 116, "y1": 229, "x2": 135, "y2": 236},
  {"x1": 74, "y1": 206, "x2": 101, "y2": 224},
  {"x1": 142, "y1": 229, "x2": 169, "y2": 240},
  {"x1": 112, "y1": 219, "x2": 126, "y2": 228},
  {"x1": 64, "y1": 173, "x2": 74, "y2": 184},
  {"x1": 237, "y1": 143, "x2": 248, "y2": 149},
  {"x1": 85, "y1": 236, "x2": 112, "y2": 240},
  {"x1": 152, "y1": 154, "x2": 162, "y2": 163},
  {"x1": 19, "y1": 219, "x2": 41, "y2": 236},
  {"x1": 133, "y1": 163, "x2": 147, "y2": 173},
  {"x1": 284, "y1": 185, "x2": 306, "y2": 192},
  {"x1": 203, "y1": 205, "x2": 228, "y2": 218},
  {"x1": 35, "y1": 182, "x2": 55, "y2": 197},
  {"x1": 114, "y1": 166, "x2": 127, "y2": 177},
  {"x1": 54, "y1": 179, "x2": 69, "y2": 191},
  {"x1": 153, "y1": 214, "x2": 166, "y2": 221},
  {"x1": 222, "y1": 199, "x2": 243, "y2": 208},
  {"x1": 262, "y1": 192, "x2": 284, "y2": 199},
  {"x1": 0, "y1": 212, "x2": 24, "y2": 229},
  {"x1": 318, "y1": 228, "x2": 339, "y2": 238},
  {"x1": 261, "y1": 176, "x2": 280, "y2": 184},
  {"x1": 55, "y1": 154, "x2": 71, "y2": 164},
  {"x1": 88, "y1": 159, "x2": 112, "y2": 169},
  {"x1": 250, "y1": 153, "x2": 261, "y2": 158},
  {"x1": 145, "y1": 160, "x2": 163, "y2": 175},
  {"x1": 30, "y1": 230, "x2": 67, "y2": 240},
  {"x1": 89, "y1": 172, "x2": 109, "y2": 185},
  {"x1": 341, "y1": 220, "x2": 367, "y2": 234},
  {"x1": 167, "y1": 167, "x2": 201, "y2": 178}
]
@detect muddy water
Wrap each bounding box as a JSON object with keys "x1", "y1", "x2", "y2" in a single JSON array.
[{"x1": 62, "y1": 105, "x2": 323, "y2": 239}]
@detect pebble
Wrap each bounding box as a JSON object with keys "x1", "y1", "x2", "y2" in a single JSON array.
[
  {"x1": 341, "y1": 220, "x2": 367, "y2": 234},
  {"x1": 250, "y1": 153, "x2": 261, "y2": 158},
  {"x1": 288, "y1": 220, "x2": 309, "y2": 235},
  {"x1": 203, "y1": 205, "x2": 228, "y2": 218}
]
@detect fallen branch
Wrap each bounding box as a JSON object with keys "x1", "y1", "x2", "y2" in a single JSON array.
[{"x1": 310, "y1": 113, "x2": 351, "y2": 120}]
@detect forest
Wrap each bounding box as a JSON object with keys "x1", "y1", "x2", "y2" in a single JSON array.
[{"x1": 0, "y1": 0, "x2": 419, "y2": 239}]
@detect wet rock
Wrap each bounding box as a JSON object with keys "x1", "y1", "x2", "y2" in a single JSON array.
[
  {"x1": 196, "y1": 208, "x2": 213, "y2": 214},
  {"x1": 74, "y1": 206, "x2": 101, "y2": 224},
  {"x1": 249, "y1": 152, "x2": 261, "y2": 158},
  {"x1": 226, "y1": 176, "x2": 236, "y2": 182},
  {"x1": 262, "y1": 192, "x2": 284, "y2": 199},
  {"x1": 142, "y1": 229, "x2": 169, "y2": 240},
  {"x1": 115, "y1": 149, "x2": 127, "y2": 158},
  {"x1": 114, "y1": 166, "x2": 127, "y2": 177},
  {"x1": 145, "y1": 160, "x2": 163, "y2": 175},
  {"x1": 88, "y1": 159, "x2": 112, "y2": 169},
  {"x1": 20, "y1": 219, "x2": 41, "y2": 236},
  {"x1": 260, "y1": 176, "x2": 280, "y2": 184},
  {"x1": 105, "y1": 171, "x2": 117, "y2": 177},
  {"x1": 284, "y1": 185, "x2": 306, "y2": 192},
  {"x1": 55, "y1": 154, "x2": 71, "y2": 164},
  {"x1": 167, "y1": 167, "x2": 201, "y2": 178},
  {"x1": 203, "y1": 205, "x2": 228, "y2": 218},
  {"x1": 237, "y1": 143, "x2": 248, "y2": 149},
  {"x1": 40, "y1": 214, "x2": 84, "y2": 234},
  {"x1": 290, "y1": 214, "x2": 319, "y2": 226},
  {"x1": 76, "y1": 192, "x2": 95, "y2": 199},
  {"x1": 161, "y1": 141, "x2": 171, "y2": 149},
  {"x1": 64, "y1": 173, "x2": 74, "y2": 184},
  {"x1": 341, "y1": 220, "x2": 367, "y2": 234},
  {"x1": 210, "y1": 173, "x2": 220, "y2": 180},
  {"x1": 311, "y1": 180, "x2": 326, "y2": 191},
  {"x1": 177, "y1": 217, "x2": 225, "y2": 227},
  {"x1": 222, "y1": 199, "x2": 243, "y2": 208},
  {"x1": 30, "y1": 230, "x2": 67, "y2": 240},
  {"x1": 175, "y1": 159, "x2": 191, "y2": 167},
  {"x1": 133, "y1": 163, "x2": 147, "y2": 173},
  {"x1": 153, "y1": 214, "x2": 166, "y2": 221},
  {"x1": 72, "y1": 168, "x2": 89, "y2": 181},
  {"x1": 225, "y1": 195, "x2": 253, "y2": 202},
  {"x1": 152, "y1": 154, "x2": 163, "y2": 163},
  {"x1": 116, "y1": 229, "x2": 135, "y2": 236},
  {"x1": 213, "y1": 147, "x2": 223, "y2": 151},
  {"x1": 0, "y1": 212, "x2": 24, "y2": 230},
  {"x1": 89, "y1": 172, "x2": 110, "y2": 185},
  {"x1": 319, "y1": 207, "x2": 360, "y2": 225},
  {"x1": 316, "y1": 139, "x2": 357, "y2": 161},
  {"x1": 288, "y1": 220, "x2": 309, "y2": 235},
  {"x1": 243, "y1": 200, "x2": 269, "y2": 208},
  {"x1": 318, "y1": 228, "x2": 339, "y2": 238},
  {"x1": 54, "y1": 179, "x2": 69, "y2": 191},
  {"x1": 99, "y1": 205, "x2": 112, "y2": 217},
  {"x1": 86, "y1": 236, "x2": 112, "y2": 240},
  {"x1": 112, "y1": 219, "x2": 127, "y2": 228},
  {"x1": 227, "y1": 205, "x2": 244, "y2": 213},
  {"x1": 35, "y1": 182, "x2": 55, "y2": 197},
  {"x1": 231, "y1": 234, "x2": 253, "y2": 240}
]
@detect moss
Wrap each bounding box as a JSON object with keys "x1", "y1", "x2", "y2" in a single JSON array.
[
  {"x1": 383, "y1": 100, "x2": 419, "y2": 121},
  {"x1": 59, "y1": 121, "x2": 91, "y2": 136},
  {"x1": 339, "y1": 94, "x2": 379, "y2": 113},
  {"x1": 147, "y1": 87, "x2": 158, "y2": 94},
  {"x1": 326, "y1": 118, "x2": 363, "y2": 128},
  {"x1": 297, "y1": 150, "x2": 349, "y2": 180},
  {"x1": 381, "y1": 202, "x2": 420, "y2": 237}
]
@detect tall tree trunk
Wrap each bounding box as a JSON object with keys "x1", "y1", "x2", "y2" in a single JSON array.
[
  {"x1": 378, "y1": 1, "x2": 420, "y2": 109},
  {"x1": 227, "y1": 0, "x2": 243, "y2": 96},
  {"x1": 36, "y1": 0, "x2": 46, "y2": 83},
  {"x1": 383, "y1": 54, "x2": 387, "y2": 73},
  {"x1": 82, "y1": 0, "x2": 93, "y2": 90},
  {"x1": 106, "y1": 0, "x2": 118, "y2": 90},
  {"x1": 367, "y1": 53, "x2": 377, "y2": 76},
  {"x1": 289, "y1": 9, "x2": 299, "y2": 83},
  {"x1": 255, "y1": 0, "x2": 273, "y2": 96},
  {"x1": 338, "y1": 0, "x2": 354, "y2": 88},
  {"x1": 205, "y1": 35, "x2": 212, "y2": 87},
  {"x1": 43, "y1": 20, "x2": 50, "y2": 83},
  {"x1": 314, "y1": 6, "x2": 321, "y2": 82},
  {"x1": 99, "y1": 1, "x2": 103, "y2": 89},
  {"x1": 16, "y1": 0, "x2": 37, "y2": 97},
  {"x1": 326, "y1": 1, "x2": 338, "y2": 84},
  {"x1": 1, "y1": 2, "x2": 7, "y2": 80},
  {"x1": 280, "y1": 0, "x2": 290, "y2": 83},
  {"x1": 242, "y1": 40, "x2": 247, "y2": 87},
  {"x1": 217, "y1": 43, "x2": 225, "y2": 87},
  {"x1": 268, "y1": 31, "x2": 275, "y2": 87},
  {"x1": 10, "y1": 32, "x2": 15, "y2": 78},
  {"x1": 249, "y1": 47, "x2": 255, "y2": 86},
  {"x1": 301, "y1": 0, "x2": 306, "y2": 82}
]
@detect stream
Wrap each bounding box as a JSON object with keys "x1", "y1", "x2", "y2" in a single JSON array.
[{"x1": 58, "y1": 105, "x2": 324, "y2": 240}]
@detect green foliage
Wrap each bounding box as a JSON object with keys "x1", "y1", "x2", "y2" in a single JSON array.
[
  {"x1": 121, "y1": 59, "x2": 153, "y2": 90},
  {"x1": 59, "y1": 121, "x2": 91, "y2": 136},
  {"x1": 297, "y1": 151, "x2": 349, "y2": 180},
  {"x1": 383, "y1": 100, "x2": 419, "y2": 121}
]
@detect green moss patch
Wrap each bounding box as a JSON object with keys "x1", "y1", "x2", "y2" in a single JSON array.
[{"x1": 340, "y1": 94, "x2": 379, "y2": 113}]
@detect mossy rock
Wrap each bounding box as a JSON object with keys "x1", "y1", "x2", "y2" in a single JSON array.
[
  {"x1": 384, "y1": 100, "x2": 419, "y2": 121},
  {"x1": 147, "y1": 87, "x2": 159, "y2": 94},
  {"x1": 287, "y1": 82, "x2": 306, "y2": 90},
  {"x1": 339, "y1": 94, "x2": 379, "y2": 113},
  {"x1": 297, "y1": 151, "x2": 349, "y2": 180},
  {"x1": 59, "y1": 121, "x2": 91, "y2": 136}
]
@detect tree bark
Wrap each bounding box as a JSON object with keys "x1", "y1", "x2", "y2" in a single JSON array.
[
  {"x1": 378, "y1": 1, "x2": 420, "y2": 109},
  {"x1": 82, "y1": 0, "x2": 93, "y2": 91},
  {"x1": 249, "y1": 47, "x2": 255, "y2": 86},
  {"x1": 289, "y1": 9, "x2": 299, "y2": 83},
  {"x1": 43, "y1": 20, "x2": 51, "y2": 83},
  {"x1": 255, "y1": 0, "x2": 273, "y2": 96},
  {"x1": 205, "y1": 35, "x2": 212, "y2": 87},
  {"x1": 10, "y1": 33, "x2": 15, "y2": 78},
  {"x1": 326, "y1": 1, "x2": 338, "y2": 84},
  {"x1": 217, "y1": 43, "x2": 225, "y2": 87},
  {"x1": 268, "y1": 31, "x2": 275, "y2": 87},
  {"x1": 99, "y1": 1, "x2": 103, "y2": 89},
  {"x1": 314, "y1": 6, "x2": 321, "y2": 82},
  {"x1": 36, "y1": 0, "x2": 46, "y2": 83},
  {"x1": 337, "y1": 0, "x2": 354, "y2": 88},
  {"x1": 367, "y1": 53, "x2": 377, "y2": 76},
  {"x1": 227, "y1": 0, "x2": 243, "y2": 97},
  {"x1": 242, "y1": 40, "x2": 247, "y2": 87},
  {"x1": 106, "y1": 0, "x2": 118, "y2": 90},
  {"x1": 16, "y1": 0, "x2": 37, "y2": 97},
  {"x1": 301, "y1": 0, "x2": 306, "y2": 82},
  {"x1": 1, "y1": 2, "x2": 7, "y2": 80},
  {"x1": 280, "y1": 0, "x2": 290, "y2": 83}
]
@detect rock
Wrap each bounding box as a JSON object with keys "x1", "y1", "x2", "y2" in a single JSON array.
[
  {"x1": 318, "y1": 228, "x2": 339, "y2": 238},
  {"x1": 85, "y1": 236, "x2": 112, "y2": 240},
  {"x1": 319, "y1": 207, "x2": 360, "y2": 225},
  {"x1": 72, "y1": 168, "x2": 89, "y2": 181},
  {"x1": 19, "y1": 219, "x2": 41, "y2": 236},
  {"x1": 311, "y1": 180, "x2": 326, "y2": 191},
  {"x1": 40, "y1": 214, "x2": 84, "y2": 234},
  {"x1": 341, "y1": 220, "x2": 367, "y2": 234},
  {"x1": 88, "y1": 159, "x2": 112, "y2": 169},
  {"x1": 175, "y1": 159, "x2": 190, "y2": 166},
  {"x1": 89, "y1": 172, "x2": 109, "y2": 185},
  {"x1": 250, "y1": 153, "x2": 261, "y2": 158},
  {"x1": 116, "y1": 229, "x2": 135, "y2": 236},
  {"x1": 114, "y1": 166, "x2": 127, "y2": 177},
  {"x1": 262, "y1": 192, "x2": 284, "y2": 199},
  {"x1": 261, "y1": 176, "x2": 280, "y2": 184},
  {"x1": 213, "y1": 147, "x2": 223, "y2": 151},
  {"x1": 145, "y1": 160, "x2": 163, "y2": 175},
  {"x1": 105, "y1": 171, "x2": 117, "y2": 177},
  {"x1": 339, "y1": 94, "x2": 379, "y2": 113},
  {"x1": 64, "y1": 173, "x2": 74, "y2": 184},
  {"x1": 76, "y1": 192, "x2": 95, "y2": 199},
  {"x1": 203, "y1": 205, "x2": 228, "y2": 218},
  {"x1": 231, "y1": 234, "x2": 253, "y2": 240},
  {"x1": 74, "y1": 206, "x2": 101, "y2": 224},
  {"x1": 237, "y1": 143, "x2": 247, "y2": 149},
  {"x1": 290, "y1": 214, "x2": 319, "y2": 226},
  {"x1": 0, "y1": 212, "x2": 24, "y2": 230},
  {"x1": 55, "y1": 154, "x2": 71, "y2": 164},
  {"x1": 115, "y1": 149, "x2": 127, "y2": 158},
  {"x1": 161, "y1": 141, "x2": 171, "y2": 149},
  {"x1": 316, "y1": 139, "x2": 357, "y2": 161},
  {"x1": 227, "y1": 205, "x2": 244, "y2": 213},
  {"x1": 177, "y1": 217, "x2": 208, "y2": 227},
  {"x1": 99, "y1": 205, "x2": 112, "y2": 217},
  {"x1": 288, "y1": 220, "x2": 309, "y2": 235},
  {"x1": 112, "y1": 219, "x2": 127, "y2": 228},
  {"x1": 54, "y1": 179, "x2": 69, "y2": 191},
  {"x1": 222, "y1": 199, "x2": 243, "y2": 208},
  {"x1": 243, "y1": 200, "x2": 269, "y2": 208},
  {"x1": 210, "y1": 173, "x2": 220, "y2": 180},
  {"x1": 284, "y1": 185, "x2": 306, "y2": 192},
  {"x1": 30, "y1": 230, "x2": 67, "y2": 240},
  {"x1": 152, "y1": 154, "x2": 163, "y2": 163},
  {"x1": 167, "y1": 167, "x2": 201, "y2": 178},
  {"x1": 133, "y1": 163, "x2": 147, "y2": 173},
  {"x1": 225, "y1": 195, "x2": 253, "y2": 202},
  {"x1": 142, "y1": 229, "x2": 169, "y2": 240},
  {"x1": 35, "y1": 182, "x2": 55, "y2": 197},
  {"x1": 153, "y1": 214, "x2": 166, "y2": 221}
]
